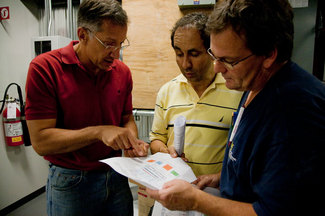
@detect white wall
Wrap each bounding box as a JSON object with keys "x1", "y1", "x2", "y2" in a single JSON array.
[{"x1": 0, "y1": 0, "x2": 48, "y2": 210}]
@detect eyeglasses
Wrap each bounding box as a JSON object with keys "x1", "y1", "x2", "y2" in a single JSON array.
[
  {"x1": 88, "y1": 29, "x2": 130, "y2": 52},
  {"x1": 207, "y1": 48, "x2": 254, "y2": 70}
]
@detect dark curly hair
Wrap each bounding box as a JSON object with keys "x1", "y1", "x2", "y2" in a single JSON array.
[{"x1": 171, "y1": 12, "x2": 210, "y2": 50}]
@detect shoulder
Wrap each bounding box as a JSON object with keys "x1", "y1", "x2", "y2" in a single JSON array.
[
  {"x1": 274, "y1": 62, "x2": 325, "y2": 104},
  {"x1": 30, "y1": 41, "x2": 79, "y2": 68},
  {"x1": 31, "y1": 49, "x2": 62, "y2": 65},
  {"x1": 260, "y1": 62, "x2": 325, "y2": 131},
  {"x1": 28, "y1": 49, "x2": 65, "y2": 81},
  {"x1": 159, "y1": 74, "x2": 185, "y2": 92}
]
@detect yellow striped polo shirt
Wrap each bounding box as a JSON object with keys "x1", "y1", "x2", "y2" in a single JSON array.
[{"x1": 150, "y1": 73, "x2": 243, "y2": 176}]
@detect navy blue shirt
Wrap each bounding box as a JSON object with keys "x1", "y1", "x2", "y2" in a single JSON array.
[{"x1": 220, "y1": 61, "x2": 325, "y2": 216}]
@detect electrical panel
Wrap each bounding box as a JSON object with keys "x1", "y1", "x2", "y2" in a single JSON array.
[
  {"x1": 178, "y1": 0, "x2": 216, "y2": 8},
  {"x1": 31, "y1": 36, "x2": 71, "y2": 58}
]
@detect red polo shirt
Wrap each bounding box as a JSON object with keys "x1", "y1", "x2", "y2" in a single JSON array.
[{"x1": 25, "y1": 41, "x2": 133, "y2": 170}]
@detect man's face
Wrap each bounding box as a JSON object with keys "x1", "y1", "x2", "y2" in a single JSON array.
[
  {"x1": 210, "y1": 27, "x2": 264, "y2": 91},
  {"x1": 173, "y1": 27, "x2": 214, "y2": 84},
  {"x1": 86, "y1": 19, "x2": 127, "y2": 71}
]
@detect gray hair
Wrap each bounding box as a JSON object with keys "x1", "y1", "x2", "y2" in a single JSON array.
[{"x1": 77, "y1": 0, "x2": 128, "y2": 32}]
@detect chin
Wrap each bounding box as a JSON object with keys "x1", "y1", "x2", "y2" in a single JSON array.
[
  {"x1": 101, "y1": 62, "x2": 113, "y2": 70},
  {"x1": 225, "y1": 81, "x2": 234, "y2": 89},
  {"x1": 225, "y1": 82, "x2": 240, "y2": 91}
]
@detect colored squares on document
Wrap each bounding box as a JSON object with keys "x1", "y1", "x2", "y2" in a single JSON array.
[
  {"x1": 147, "y1": 159, "x2": 163, "y2": 165},
  {"x1": 163, "y1": 164, "x2": 172, "y2": 171},
  {"x1": 147, "y1": 159, "x2": 179, "y2": 177},
  {"x1": 162, "y1": 164, "x2": 178, "y2": 176}
]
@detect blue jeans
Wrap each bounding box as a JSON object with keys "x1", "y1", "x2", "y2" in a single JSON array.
[{"x1": 47, "y1": 164, "x2": 133, "y2": 216}]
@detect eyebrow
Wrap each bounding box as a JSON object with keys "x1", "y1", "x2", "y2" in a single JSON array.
[
  {"x1": 100, "y1": 38, "x2": 116, "y2": 44},
  {"x1": 210, "y1": 48, "x2": 237, "y2": 60},
  {"x1": 174, "y1": 46, "x2": 201, "y2": 53},
  {"x1": 213, "y1": 52, "x2": 237, "y2": 61},
  {"x1": 102, "y1": 36, "x2": 126, "y2": 44}
]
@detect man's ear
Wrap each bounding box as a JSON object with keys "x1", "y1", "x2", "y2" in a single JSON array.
[
  {"x1": 263, "y1": 48, "x2": 278, "y2": 69},
  {"x1": 77, "y1": 27, "x2": 89, "y2": 42}
]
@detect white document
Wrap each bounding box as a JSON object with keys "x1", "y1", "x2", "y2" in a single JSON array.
[
  {"x1": 100, "y1": 152, "x2": 197, "y2": 190},
  {"x1": 7, "y1": 102, "x2": 17, "y2": 119},
  {"x1": 152, "y1": 187, "x2": 220, "y2": 216},
  {"x1": 173, "y1": 115, "x2": 186, "y2": 156},
  {"x1": 152, "y1": 202, "x2": 202, "y2": 216}
]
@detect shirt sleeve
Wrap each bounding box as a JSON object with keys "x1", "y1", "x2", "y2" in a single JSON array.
[
  {"x1": 25, "y1": 57, "x2": 58, "y2": 120},
  {"x1": 122, "y1": 66, "x2": 133, "y2": 116}
]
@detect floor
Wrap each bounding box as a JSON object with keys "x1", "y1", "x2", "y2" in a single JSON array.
[{"x1": 6, "y1": 183, "x2": 139, "y2": 216}]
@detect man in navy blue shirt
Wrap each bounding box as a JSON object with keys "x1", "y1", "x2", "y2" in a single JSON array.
[{"x1": 146, "y1": 0, "x2": 325, "y2": 215}]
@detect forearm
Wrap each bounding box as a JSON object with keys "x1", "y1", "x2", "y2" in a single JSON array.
[
  {"x1": 27, "y1": 118, "x2": 134, "y2": 156},
  {"x1": 30, "y1": 125, "x2": 105, "y2": 156},
  {"x1": 27, "y1": 113, "x2": 145, "y2": 157},
  {"x1": 194, "y1": 189, "x2": 257, "y2": 216}
]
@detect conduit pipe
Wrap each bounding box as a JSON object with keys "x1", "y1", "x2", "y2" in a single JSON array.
[
  {"x1": 44, "y1": 0, "x2": 53, "y2": 36},
  {"x1": 67, "y1": 0, "x2": 73, "y2": 38}
]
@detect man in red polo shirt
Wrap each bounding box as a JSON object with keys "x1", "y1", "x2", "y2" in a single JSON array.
[{"x1": 25, "y1": 0, "x2": 148, "y2": 215}]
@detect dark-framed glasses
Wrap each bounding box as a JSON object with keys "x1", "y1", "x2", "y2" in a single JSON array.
[{"x1": 207, "y1": 48, "x2": 254, "y2": 70}]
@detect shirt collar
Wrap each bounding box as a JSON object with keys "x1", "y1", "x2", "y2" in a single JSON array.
[
  {"x1": 61, "y1": 41, "x2": 79, "y2": 65},
  {"x1": 175, "y1": 73, "x2": 226, "y2": 88}
]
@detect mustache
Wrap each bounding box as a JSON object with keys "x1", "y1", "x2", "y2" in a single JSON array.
[{"x1": 184, "y1": 69, "x2": 194, "y2": 73}]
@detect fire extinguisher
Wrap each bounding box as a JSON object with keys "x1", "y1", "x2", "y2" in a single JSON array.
[
  {"x1": 0, "y1": 83, "x2": 31, "y2": 146},
  {"x1": 2, "y1": 96, "x2": 24, "y2": 146}
]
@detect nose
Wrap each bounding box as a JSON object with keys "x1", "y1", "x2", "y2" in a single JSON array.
[
  {"x1": 213, "y1": 60, "x2": 227, "y2": 74},
  {"x1": 109, "y1": 48, "x2": 120, "y2": 59},
  {"x1": 181, "y1": 55, "x2": 192, "y2": 70}
]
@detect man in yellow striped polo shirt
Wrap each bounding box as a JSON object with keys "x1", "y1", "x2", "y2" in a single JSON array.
[{"x1": 150, "y1": 12, "x2": 242, "y2": 176}]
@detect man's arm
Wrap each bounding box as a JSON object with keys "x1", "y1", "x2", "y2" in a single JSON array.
[
  {"x1": 27, "y1": 118, "x2": 144, "y2": 156},
  {"x1": 150, "y1": 139, "x2": 168, "y2": 154},
  {"x1": 146, "y1": 179, "x2": 257, "y2": 216},
  {"x1": 195, "y1": 185, "x2": 256, "y2": 216},
  {"x1": 151, "y1": 140, "x2": 181, "y2": 158}
]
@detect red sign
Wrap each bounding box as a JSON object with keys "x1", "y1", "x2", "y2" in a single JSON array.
[{"x1": 0, "y1": 7, "x2": 10, "y2": 20}]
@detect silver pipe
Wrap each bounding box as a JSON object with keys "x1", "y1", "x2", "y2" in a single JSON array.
[
  {"x1": 133, "y1": 109, "x2": 155, "y2": 116},
  {"x1": 48, "y1": 0, "x2": 52, "y2": 36},
  {"x1": 67, "y1": 0, "x2": 73, "y2": 38},
  {"x1": 44, "y1": 0, "x2": 48, "y2": 36},
  {"x1": 45, "y1": 0, "x2": 52, "y2": 36}
]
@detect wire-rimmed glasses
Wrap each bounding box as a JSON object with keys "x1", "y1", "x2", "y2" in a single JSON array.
[
  {"x1": 207, "y1": 48, "x2": 254, "y2": 70},
  {"x1": 87, "y1": 28, "x2": 130, "y2": 52}
]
